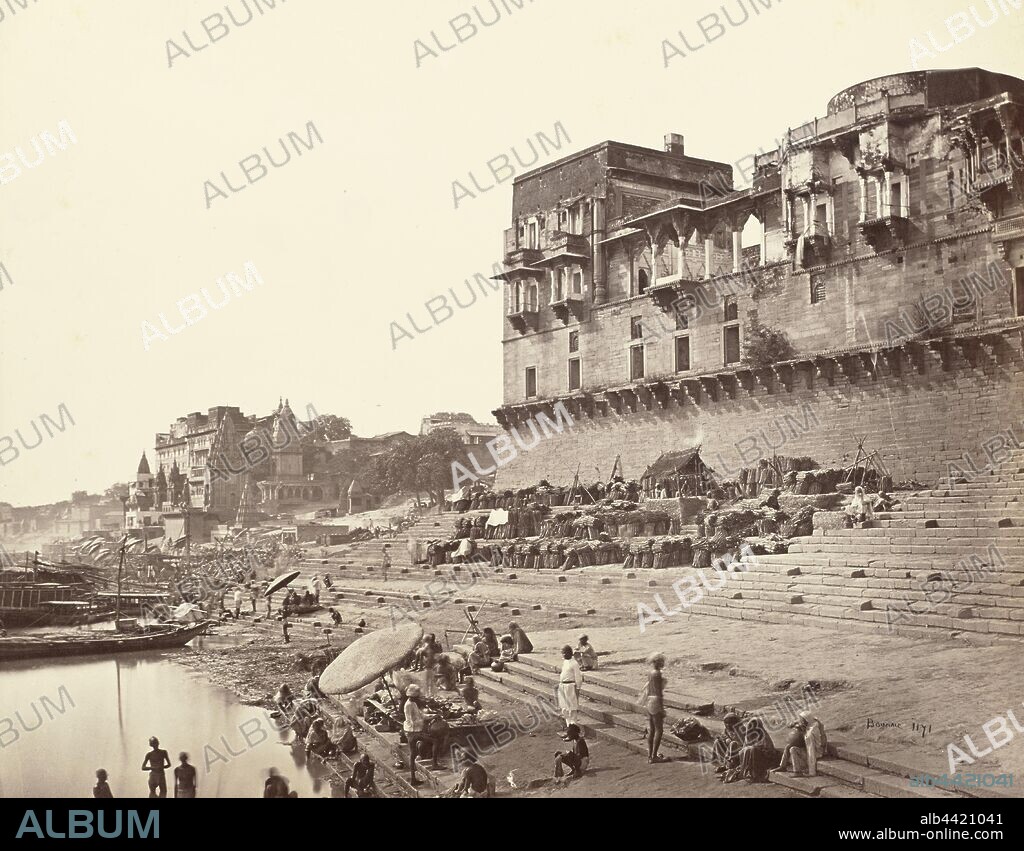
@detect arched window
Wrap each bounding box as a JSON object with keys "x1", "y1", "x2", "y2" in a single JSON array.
[{"x1": 525, "y1": 280, "x2": 539, "y2": 312}]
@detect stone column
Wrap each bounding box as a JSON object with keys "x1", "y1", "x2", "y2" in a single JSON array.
[
  {"x1": 808, "y1": 191, "x2": 818, "y2": 236},
  {"x1": 883, "y1": 171, "x2": 893, "y2": 218},
  {"x1": 759, "y1": 213, "x2": 768, "y2": 265},
  {"x1": 875, "y1": 175, "x2": 885, "y2": 219},
  {"x1": 859, "y1": 175, "x2": 868, "y2": 223},
  {"x1": 732, "y1": 228, "x2": 743, "y2": 272},
  {"x1": 704, "y1": 236, "x2": 713, "y2": 279},
  {"x1": 592, "y1": 198, "x2": 607, "y2": 304}
]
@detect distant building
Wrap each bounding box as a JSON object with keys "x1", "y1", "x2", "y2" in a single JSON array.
[{"x1": 419, "y1": 412, "x2": 502, "y2": 445}]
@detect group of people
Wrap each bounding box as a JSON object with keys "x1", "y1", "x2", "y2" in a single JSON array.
[
  {"x1": 92, "y1": 737, "x2": 196, "y2": 798},
  {"x1": 272, "y1": 679, "x2": 378, "y2": 798},
  {"x1": 710, "y1": 708, "x2": 828, "y2": 783}
]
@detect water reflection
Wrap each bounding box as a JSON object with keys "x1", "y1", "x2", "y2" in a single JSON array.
[{"x1": 0, "y1": 651, "x2": 336, "y2": 798}]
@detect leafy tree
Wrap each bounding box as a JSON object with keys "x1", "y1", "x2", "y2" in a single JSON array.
[
  {"x1": 105, "y1": 483, "x2": 129, "y2": 501},
  {"x1": 368, "y1": 428, "x2": 464, "y2": 506},
  {"x1": 300, "y1": 414, "x2": 352, "y2": 445},
  {"x1": 743, "y1": 321, "x2": 796, "y2": 368}
]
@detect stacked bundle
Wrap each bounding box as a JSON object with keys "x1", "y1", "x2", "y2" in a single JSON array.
[{"x1": 779, "y1": 504, "x2": 816, "y2": 538}]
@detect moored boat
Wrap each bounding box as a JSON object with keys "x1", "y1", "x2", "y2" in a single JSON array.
[{"x1": 0, "y1": 621, "x2": 211, "y2": 661}]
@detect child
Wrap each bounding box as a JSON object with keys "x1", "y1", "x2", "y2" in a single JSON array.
[
  {"x1": 93, "y1": 768, "x2": 113, "y2": 798},
  {"x1": 381, "y1": 544, "x2": 392, "y2": 582}
]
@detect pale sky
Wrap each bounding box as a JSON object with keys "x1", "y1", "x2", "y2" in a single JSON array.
[{"x1": 1, "y1": 0, "x2": 1022, "y2": 506}]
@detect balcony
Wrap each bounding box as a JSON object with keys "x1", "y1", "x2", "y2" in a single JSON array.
[
  {"x1": 858, "y1": 215, "x2": 909, "y2": 251},
  {"x1": 646, "y1": 272, "x2": 702, "y2": 312},
  {"x1": 507, "y1": 306, "x2": 539, "y2": 334},
  {"x1": 540, "y1": 231, "x2": 589, "y2": 264},
  {"x1": 503, "y1": 246, "x2": 544, "y2": 268},
  {"x1": 550, "y1": 294, "x2": 583, "y2": 324},
  {"x1": 973, "y1": 165, "x2": 1013, "y2": 193},
  {"x1": 993, "y1": 215, "x2": 1024, "y2": 242},
  {"x1": 786, "y1": 229, "x2": 832, "y2": 267}
]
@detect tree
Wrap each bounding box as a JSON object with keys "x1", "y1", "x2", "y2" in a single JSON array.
[
  {"x1": 300, "y1": 414, "x2": 352, "y2": 445},
  {"x1": 743, "y1": 320, "x2": 796, "y2": 368},
  {"x1": 105, "y1": 483, "x2": 129, "y2": 501},
  {"x1": 368, "y1": 428, "x2": 465, "y2": 506}
]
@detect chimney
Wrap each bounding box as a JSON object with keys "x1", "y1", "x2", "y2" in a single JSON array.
[{"x1": 664, "y1": 133, "x2": 685, "y2": 155}]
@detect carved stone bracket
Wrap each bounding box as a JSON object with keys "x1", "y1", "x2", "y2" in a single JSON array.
[
  {"x1": 772, "y1": 364, "x2": 794, "y2": 392},
  {"x1": 927, "y1": 339, "x2": 953, "y2": 372},
  {"x1": 735, "y1": 369, "x2": 756, "y2": 395},
  {"x1": 681, "y1": 380, "x2": 701, "y2": 406},
  {"x1": 813, "y1": 357, "x2": 836, "y2": 386},
  {"x1": 954, "y1": 338, "x2": 982, "y2": 369},
  {"x1": 753, "y1": 369, "x2": 774, "y2": 394},
  {"x1": 698, "y1": 377, "x2": 720, "y2": 403},
  {"x1": 881, "y1": 348, "x2": 902, "y2": 377},
  {"x1": 859, "y1": 352, "x2": 879, "y2": 380}
]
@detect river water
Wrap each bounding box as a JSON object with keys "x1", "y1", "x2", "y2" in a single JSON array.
[{"x1": 0, "y1": 637, "x2": 337, "y2": 798}]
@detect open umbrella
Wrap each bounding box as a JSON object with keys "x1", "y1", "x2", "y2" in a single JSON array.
[
  {"x1": 264, "y1": 569, "x2": 301, "y2": 597},
  {"x1": 319, "y1": 622, "x2": 423, "y2": 695}
]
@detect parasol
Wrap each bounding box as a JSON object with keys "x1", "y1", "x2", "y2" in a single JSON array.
[
  {"x1": 318, "y1": 622, "x2": 423, "y2": 695},
  {"x1": 264, "y1": 570, "x2": 301, "y2": 597}
]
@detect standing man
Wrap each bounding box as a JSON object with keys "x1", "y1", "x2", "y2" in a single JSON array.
[
  {"x1": 174, "y1": 752, "x2": 197, "y2": 798},
  {"x1": 265, "y1": 587, "x2": 273, "y2": 618},
  {"x1": 381, "y1": 544, "x2": 392, "y2": 582},
  {"x1": 311, "y1": 574, "x2": 323, "y2": 604},
  {"x1": 282, "y1": 611, "x2": 291, "y2": 644},
  {"x1": 403, "y1": 684, "x2": 427, "y2": 786},
  {"x1": 141, "y1": 737, "x2": 171, "y2": 798},
  {"x1": 233, "y1": 587, "x2": 244, "y2": 619},
  {"x1": 556, "y1": 645, "x2": 583, "y2": 735}
]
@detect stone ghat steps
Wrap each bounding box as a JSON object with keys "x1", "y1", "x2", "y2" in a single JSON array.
[
  {"x1": 868, "y1": 516, "x2": 1024, "y2": 529},
  {"x1": 788, "y1": 536, "x2": 1024, "y2": 558},
  {"x1": 324, "y1": 583, "x2": 597, "y2": 619},
  {"x1": 877, "y1": 505, "x2": 1024, "y2": 518},
  {"x1": 473, "y1": 657, "x2": 709, "y2": 759},
  {"x1": 474, "y1": 654, "x2": 957, "y2": 799},
  {"x1": 674, "y1": 586, "x2": 1022, "y2": 642},
  {"x1": 822, "y1": 526, "x2": 1024, "y2": 539}
]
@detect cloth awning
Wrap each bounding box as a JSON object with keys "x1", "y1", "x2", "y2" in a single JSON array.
[{"x1": 642, "y1": 448, "x2": 702, "y2": 481}]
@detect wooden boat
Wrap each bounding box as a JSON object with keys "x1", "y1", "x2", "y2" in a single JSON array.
[{"x1": 0, "y1": 621, "x2": 211, "y2": 661}]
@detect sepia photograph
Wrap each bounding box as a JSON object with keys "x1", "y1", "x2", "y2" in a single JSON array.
[{"x1": 1, "y1": 0, "x2": 1022, "y2": 835}]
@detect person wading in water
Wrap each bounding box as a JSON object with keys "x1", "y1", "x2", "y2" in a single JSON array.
[{"x1": 141, "y1": 737, "x2": 171, "y2": 798}]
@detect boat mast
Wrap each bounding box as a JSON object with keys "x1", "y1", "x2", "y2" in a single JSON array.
[{"x1": 114, "y1": 536, "x2": 127, "y2": 630}]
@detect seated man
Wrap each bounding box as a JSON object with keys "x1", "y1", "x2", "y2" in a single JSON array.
[
  {"x1": 304, "y1": 718, "x2": 337, "y2": 758},
  {"x1": 460, "y1": 677, "x2": 482, "y2": 711},
  {"x1": 776, "y1": 719, "x2": 809, "y2": 777},
  {"x1": 498, "y1": 634, "x2": 517, "y2": 663},
  {"x1": 574, "y1": 635, "x2": 598, "y2": 671},
  {"x1": 434, "y1": 654, "x2": 458, "y2": 691},
  {"x1": 447, "y1": 748, "x2": 490, "y2": 798},
  {"x1": 273, "y1": 684, "x2": 295, "y2": 716},
  {"x1": 847, "y1": 486, "x2": 873, "y2": 525},
  {"x1": 554, "y1": 724, "x2": 590, "y2": 779},
  {"x1": 344, "y1": 754, "x2": 375, "y2": 798},
  {"x1": 468, "y1": 639, "x2": 491, "y2": 674}
]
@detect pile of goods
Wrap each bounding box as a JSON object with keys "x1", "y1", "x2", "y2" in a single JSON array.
[
  {"x1": 621, "y1": 536, "x2": 694, "y2": 570},
  {"x1": 445, "y1": 479, "x2": 643, "y2": 512},
  {"x1": 539, "y1": 505, "x2": 674, "y2": 539}
]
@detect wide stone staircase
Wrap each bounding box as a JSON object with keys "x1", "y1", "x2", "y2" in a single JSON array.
[
  {"x1": 676, "y1": 448, "x2": 1024, "y2": 643},
  {"x1": 470, "y1": 651, "x2": 1010, "y2": 799}
]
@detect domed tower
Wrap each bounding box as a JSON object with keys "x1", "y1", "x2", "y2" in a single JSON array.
[{"x1": 271, "y1": 398, "x2": 303, "y2": 478}]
